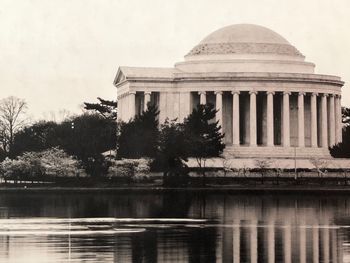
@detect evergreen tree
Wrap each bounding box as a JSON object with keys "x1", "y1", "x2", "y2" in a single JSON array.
[
  {"x1": 330, "y1": 106, "x2": 350, "y2": 158},
  {"x1": 118, "y1": 105, "x2": 159, "y2": 158},
  {"x1": 84, "y1": 97, "x2": 118, "y2": 120},
  {"x1": 11, "y1": 121, "x2": 59, "y2": 156},
  {"x1": 153, "y1": 120, "x2": 189, "y2": 186},
  {"x1": 343, "y1": 106, "x2": 350, "y2": 126},
  {"x1": 183, "y1": 103, "x2": 225, "y2": 184},
  {"x1": 330, "y1": 126, "x2": 350, "y2": 158}
]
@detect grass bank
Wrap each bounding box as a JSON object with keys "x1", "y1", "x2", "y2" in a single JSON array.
[{"x1": 0, "y1": 184, "x2": 350, "y2": 194}]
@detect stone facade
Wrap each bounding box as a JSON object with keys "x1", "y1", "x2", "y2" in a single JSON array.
[{"x1": 115, "y1": 24, "x2": 344, "y2": 158}]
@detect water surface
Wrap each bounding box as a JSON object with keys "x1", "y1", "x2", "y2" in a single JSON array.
[{"x1": 0, "y1": 192, "x2": 349, "y2": 262}]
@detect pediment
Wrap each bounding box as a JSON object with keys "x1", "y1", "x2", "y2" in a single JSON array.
[{"x1": 114, "y1": 67, "x2": 126, "y2": 86}]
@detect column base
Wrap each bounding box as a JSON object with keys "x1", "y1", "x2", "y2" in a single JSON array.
[{"x1": 224, "y1": 145, "x2": 332, "y2": 159}]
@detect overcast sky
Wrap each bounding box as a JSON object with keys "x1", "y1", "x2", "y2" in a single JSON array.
[{"x1": 0, "y1": 0, "x2": 349, "y2": 119}]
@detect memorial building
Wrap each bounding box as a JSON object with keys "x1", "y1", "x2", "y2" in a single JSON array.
[{"x1": 115, "y1": 24, "x2": 344, "y2": 158}]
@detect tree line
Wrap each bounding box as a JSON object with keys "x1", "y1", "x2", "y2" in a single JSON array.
[
  {"x1": 0, "y1": 94, "x2": 349, "y2": 184},
  {"x1": 0, "y1": 96, "x2": 225, "y2": 185},
  {"x1": 117, "y1": 103, "x2": 225, "y2": 185},
  {"x1": 0, "y1": 96, "x2": 117, "y2": 180}
]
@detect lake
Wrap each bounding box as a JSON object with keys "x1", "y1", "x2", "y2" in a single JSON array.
[{"x1": 0, "y1": 191, "x2": 348, "y2": 262}]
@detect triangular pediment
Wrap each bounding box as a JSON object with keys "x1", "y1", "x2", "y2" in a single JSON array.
[{"x1": 113, "y1": 67, "x2": 127, "y2": 86}]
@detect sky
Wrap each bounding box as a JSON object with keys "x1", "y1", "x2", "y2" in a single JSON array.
[{"x1": 0, "y1": 0, "x2": 349, "y2": 120}]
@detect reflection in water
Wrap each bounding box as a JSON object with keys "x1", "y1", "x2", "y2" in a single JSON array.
[{"x1": 0, "y1": 193, "x2": 348, "y2": 262}]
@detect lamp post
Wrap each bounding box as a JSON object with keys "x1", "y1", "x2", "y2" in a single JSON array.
[{"x1": 294, "y1": 146, "x2": 297, "y2": 180}]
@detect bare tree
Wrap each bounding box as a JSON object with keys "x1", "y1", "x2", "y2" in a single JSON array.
[
  {"x1": 239, "y1": 163, "x2": 250, "y2": 178},
  {"x1": 271, "y1": 160, "x2": 287, "y2": 185},
  {"x1": 254, "y1": 159, "x2": 271, "y2": 184},
  {"x1": 42, "y1": 109, "x2": 72, "y2": 123},
  {"x1": 310, "y1": 158, "x2": 329, "y2": 178},
  {"x1": 0, "y1": 96, "x2": 28, "y2": 154}
]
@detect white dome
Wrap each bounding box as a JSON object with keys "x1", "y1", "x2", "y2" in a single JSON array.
[
  {"x1": 199, "y1": 24, "x2": 290, "y2": 45},
  {"x1": 176, "y1": 24, "x2": 314, "y2": 74}
]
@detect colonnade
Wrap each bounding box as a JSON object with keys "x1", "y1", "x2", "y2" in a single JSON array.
[
  {"x1": 124, "y1": 90, "x2": 342, "y2": 149},
  {"x1": 198, "y1": 90, "x2": 342, "y2": 148}
]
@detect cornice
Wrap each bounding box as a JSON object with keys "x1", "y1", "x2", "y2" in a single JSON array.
[{"x1": 118, "y1": 72, "x2": 344, "y2": 87}]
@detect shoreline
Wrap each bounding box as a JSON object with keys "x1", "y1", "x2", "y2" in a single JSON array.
[{"x1": 0, "y1": 185, "x2": 349, "y2": 194}]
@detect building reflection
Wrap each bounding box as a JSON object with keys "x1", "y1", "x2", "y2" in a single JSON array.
[
  {"x1": 0, "y1": 193, "x2": 348, "y2": 262},
  {"x1": 109, "y1": 195, "x2": 349, "y2": 263},
  {"x1": 216, "y1": 195, "x2": 347, "y2": 263},
  {"x1": 219, "y1": 219, "x2": 345, "y2": 263}
]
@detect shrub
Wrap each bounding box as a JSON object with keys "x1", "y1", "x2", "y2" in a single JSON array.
[
  {"x1": 0, "y1": 147, "x2": 85, "y2": 181},
  {"x1": 107, "y1": 158, "x2": 151, "y2": 181}
]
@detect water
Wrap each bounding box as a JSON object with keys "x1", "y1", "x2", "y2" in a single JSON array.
[{"x1": 0, "y1": 192, "x2": 348, "y2": 262}]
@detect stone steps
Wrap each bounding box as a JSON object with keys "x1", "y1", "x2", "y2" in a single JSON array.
[{"x1": 223, "y1": 145, "x2": 331, "y2": 159}]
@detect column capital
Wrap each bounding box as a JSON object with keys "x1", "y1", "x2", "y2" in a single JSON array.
[
  {"x1": 328, "y1": 93, "x2": 336, "y2": 98},
  {"x1": 231, "y1": 90, "x2": 240, "y2": 95},
  {"x1": 266, "y1": 91, "x2": 275, "y2": 95},
  {"x1": 321, "y1": 93, "x2": 329, "y2": 97},
  {"x1": 129, "y1": 91, "x2": 137, "y2": 95},
  {"x1": 144, "y1": 91, "x2": 152, "y2": 95},
  {"x1": 298, "y1": 92, "x2": 306, "y2": 96},
  {"x1": 214, "y1": 91, "x2": 223, "y2": 95},
  {"x1": 198, "y1": 91, "x2": 206, "y2": 95},
  {"x1": 249, "y1": 91, "x2": 258, "y2": 95},
  {"x1": 337, "y1": 94, "x2": 342, "y2": 99},
  {"x1": 283, "y1": 91, "x2": 291, "y2": 95},
  {"x1": 311, "y1": 92, "x2": 318, "y2": 96}
]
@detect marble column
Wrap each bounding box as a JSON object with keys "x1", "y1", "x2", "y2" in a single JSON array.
[
  {"x1": 267, "y1": 91, "x2": 274, "y2": 146},
  {"x1": 335, "y1": 95, "x2": 340, "y2": 144},
  {"x1": 298, "y1": 92, "x2": 305, "y2": 147},
  {"x1": 199, "y1": 91, "x2": 206, "y2": 105},
  {"x1": 215, "y1": 91, "x2": 223, "y2": 132},
  {"x1": 311, "y1": 93, "x2": 318, "y2": 147},
  {"x1": 335, "y1": 95, "x2": 342, "y2": 144},
  {"x1": 144, "y1": 91, "x2": 151, "y2": 111},
  {"x1": 339, "y1": 96, "x2": 343, "y2": 143},
  {"x1": 283, "y1": 92, "x2": 291, "y2": 147},
  {"x1": 232, "y1": 91, "x2": 240, "y2": 146},
  {"x1": 249, "y1": 91, "x2": 257, "y2": 146},
  {"x1": 129, "y1": 91, "x2": 136, "y2": 119},
  {"x1": 329, "y1": 95, "x2": 335, "y2": 146},
  {"x1": 321, "y1": 94, "x2": 328, "y2": 148}
]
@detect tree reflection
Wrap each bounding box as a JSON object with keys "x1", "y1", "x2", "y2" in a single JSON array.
[{"x1": 0, "y1": 192, "x2": 347, "y2": 262}]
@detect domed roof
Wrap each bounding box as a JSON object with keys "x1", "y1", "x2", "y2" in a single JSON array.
[
  {"x1": 176, "y1": 24, "x2": 314, "y2": 74},
  {"x1": 186, "y1": 24, "x2": 303, "y2": 57},
  {"x1": 200, "y1": 24, "x2": 290, "y2": 45}
]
